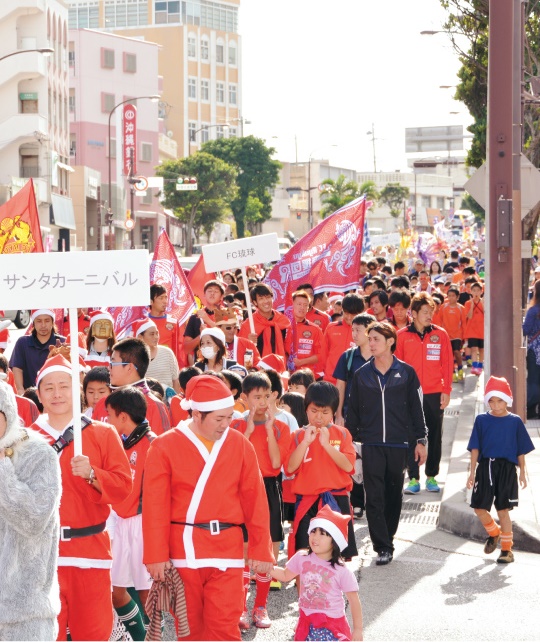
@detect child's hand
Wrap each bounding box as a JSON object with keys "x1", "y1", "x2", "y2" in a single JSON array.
[
  {"x1": 265, "y1": 406, "x2": 276, "y2": 431},
  {"x1": 519, "y1": 470, "x2": 528, "y2": 489},
  {"x1": 245, "y1": 408, "x2": 256, "y2": 436},
  {"x1": 318, "y1": 424, "x2": 330, "y2": 447},
  {"x1": 466, "y1": 473, "x2": 475, "y2": 489},
  {"x1": 304, "y1": 425, "x2": 318, "y2": 444},
  {"x1": 351, "y1": 628, "x2": 364, "y2": 641}
]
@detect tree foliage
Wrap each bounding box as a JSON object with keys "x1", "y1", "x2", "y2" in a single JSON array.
[
  {"x1": 156, "y1": 152, "x2": 237, "y2": 255},
  {"x1": 202, "y1": 136, "x2": 281, "y2": 238},
  {"x1": 379, "y1": 183, "x2": 410, "y2": 219},
  {"x1": 319, "y1": 174, "x2": 359, "y2": 218},
  {"x1": 358, "y1": 180, "x2": 380, "y2": 208}
]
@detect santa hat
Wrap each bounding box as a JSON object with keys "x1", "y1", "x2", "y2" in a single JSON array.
[
  {"x1": 308, "y1": 504, "x2": 351, "y2": 552},
  {"x1": 328, "y1": 295, "x2": 342, "y2": 305},
  {"x1": 36, "y1": 354, "x2": 72, "y2": 386},
  {"x1": 258, "y1": 354, "x2": 286, "y2": 374},
  {"x1": 31, "y1": 309, "x2": 55, "y2": 323},
  {"x1": 0, "y1": 319, "x2": 10, "y2": 332},
  {"x1": 131, "y1": 318, "x2": 157, "y2": 337},
  {"x1": 180, "y1": 374, "x2": 234, "y2": 411},
  {"x1": 88, "y1": 310, "x2": 114, "y2": 328},
  {"x1": 484, "y1": 376, "x2": 513, "y2": 407},
  {"x1": 200, "y1": 327, "x2": 226, "y2": 344}
]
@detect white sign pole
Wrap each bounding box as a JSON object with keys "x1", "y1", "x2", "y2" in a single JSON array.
[
  {"x1": 241, "y1": 266, "x2": 255, "y2": 334},
  {"x1": 68, "y1": 308, "x2": 83, "y2": 457}
]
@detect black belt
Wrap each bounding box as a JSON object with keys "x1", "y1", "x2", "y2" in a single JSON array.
[
  {"x1": 60, "y1": 521, "x2": 107, "y2": 542},
  {"x1": 171, "y1": 520, "x2": 242, "y2": 535}
]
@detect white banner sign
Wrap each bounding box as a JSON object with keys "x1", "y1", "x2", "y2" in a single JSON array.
[
  {"x1": 202, "y1": 233, "x2": 281, "y2": 272},
  {"x1": 0, "y1": 250, "x2": 150, "y2": 309}
]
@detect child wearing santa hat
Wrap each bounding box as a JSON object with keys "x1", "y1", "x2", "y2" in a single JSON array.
[
  {"x1": 270, "y1": 504, "x2": 363, "y2": 641},
  {"x1": 467, "y1": 376, "x2": 535, "y2": 563}
]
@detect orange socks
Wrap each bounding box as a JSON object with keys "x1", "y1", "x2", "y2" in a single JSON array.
[
  {"x1": 254, "y1": 574, "x2": 271, "y2": 609},
  {"x1": 484, "y1": 518, "x2": 500, "y2": 538},
  {"x1": 500, "y1": 531, "x2": 513, "y2": 551}
]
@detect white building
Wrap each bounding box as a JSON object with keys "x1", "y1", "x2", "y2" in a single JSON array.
[{"x1": 0, "y1": 0, "x2": 74, "y2": 251}]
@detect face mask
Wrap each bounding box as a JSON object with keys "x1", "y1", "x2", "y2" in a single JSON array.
[{"x1": 201, "y1": 346, "x2": 217, "y2": 360}]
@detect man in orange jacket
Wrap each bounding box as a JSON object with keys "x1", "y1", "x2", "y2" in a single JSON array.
[
  {"x1": 142, "y1": 375, "x2": 274, "y2": 641},
  {"x1": 395, "y1": 292, "x2": 453, "y2": 495}
]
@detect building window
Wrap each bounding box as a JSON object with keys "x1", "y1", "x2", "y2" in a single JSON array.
[
  {"x1": 69, "y1": 3, "x2": 100, "y2": 29},
  {"x1": 229, "y1": 127, "x2": 237, "y2": 138},
  {"x1": 124, "y1": 53, "x2": 137, "y2": 73},
  {"x1": 68, "y1": 50, "x2": 75, "y2": 67},
  {"x1": 102, "y1": 93, "x2": 116, "y2": 113},
  {"x1": 109, "y1": 138, "x2": 117, "y2": 159},
  {"x1": 197, "y1": 1, "x2": 238, "y2": 33},
  {"x1": 228, "y1": 42, "x2": 237, "y2": 65},
  {"x1": 104, "y1": 0, "x2": 148, "y2": 27},
  {"x1": 216, "y1": 82, "x2": 224, "y2": 103},
  {"x1": 421, "y1": 195, "x2": 431, "y2": 208},
  {"x1": 69, "y1": 90, "x2": 75, "y2": 113},
  {"x1": 201, "y1": 79, "x2": 209, "y2": 101},
  {"x1": 142, "y1": 190, "x2": 153, "y2": 204},
  {"x1": 70, "y1": 134, "x2": 76, "y2": 157},
  {"x1": 141, "y1": 142, "x2": 153, "y2": 162},
  {"x1": 201, "y1": 126, "x2": 209, "y2": 143},
  {"x1": 155, "y1": 0, "x2": 180, "y2": 24},
  {"x1": 188, "y1": 35, "x2": 196, "y2": 58},
  {"x1": 189, "y1": 121, "x2": 197, "y2": 142},
  {"x1": 229, "y1": 83, "x2": 237, "y2": 105},
  {"x1": 216, "y1": 43, "x2": 224, "y2": 63},
  {"x1": 101, "y1": 48, "x2": 115, "y2": 69},
  {"x1": 201, "y1": 38, "x2": 209, "y2": 60},
  {"x1": 216, "y1": 125, "x2": 225, "y2": 139},
  {"x1": 436, "y1": 196, "x2": 445, "y2": 210},
  {"x1": 188, "y1": 78, "x2": 197, "y2": 100}
]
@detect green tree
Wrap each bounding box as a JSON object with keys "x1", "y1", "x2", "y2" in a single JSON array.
[
  {"x1": 357, "y1": 180, "x2": 380, "y2": 208},
  {"x1": 156, "y1": 152, "x2": 237, "y2": 255},
  {"x1": 461, "y1": 193, "x2": 485, "y2": 224},
  {"x1": 202, "y1": 136, "x2": 281, "y2": 238},
  {"x1": 319, "y1": 174, "x2": 359, "y2": 218},
  {"x1": 379, "y1": 183, "x2": 410, "y2": 219}
]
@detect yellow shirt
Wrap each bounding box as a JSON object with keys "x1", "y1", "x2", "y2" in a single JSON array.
[{"x1": 196, "y1": 434, "x2": 214, "y2": 453}]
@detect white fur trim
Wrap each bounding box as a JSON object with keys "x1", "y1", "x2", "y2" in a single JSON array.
[
  {"x1": 309, "y1": 517, "x2": 348, "y2": 552},
  {"x1": 57, "y1": 557, "x2": 112, "y2": 569},
  {"x1": 89, "y1": 312, "x2": 114, "y2": 327},
  {"x1": 37, "y1": 365, "x2": 72, "y2": 386},
  {"x1": 172, "y1": 558, "x2": 244, "y2": 571},
  {"x1": 31, "y1": 309, "x2": 54, "y2": 323},
  {"x1": 134, "y1": 319, "x2": 157, "y2": 336},
  {"x1": 258, "y1": 361, "x2": 272, "y2": 371},
  {"x1": 484, "y1": 391, "x2": 513, "y2": 407},
  {"x1": 191, "y1": 397, "x2": 234, "y2": 411}
]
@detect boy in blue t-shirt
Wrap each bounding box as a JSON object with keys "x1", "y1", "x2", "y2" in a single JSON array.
[{"x1": 467, "y1": 376, "x2": 535, "y2": 563}]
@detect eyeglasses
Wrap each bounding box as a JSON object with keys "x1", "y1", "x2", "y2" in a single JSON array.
[{"x1": 108, "y1": 361, "x2": 131, "y2": 368}]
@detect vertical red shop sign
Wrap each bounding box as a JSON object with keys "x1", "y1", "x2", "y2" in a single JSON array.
[{"x1": 123, "y1": 104, "x2": 137, "y2": 176}]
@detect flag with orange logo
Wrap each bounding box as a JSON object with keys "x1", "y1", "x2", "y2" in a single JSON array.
[{"x1": 0, "y1": 179, "x2": 43, "y2": 254}]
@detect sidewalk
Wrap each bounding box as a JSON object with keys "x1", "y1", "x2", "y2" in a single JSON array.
[{"x1": 438, "y1": 373, "x2": 540, "y2": 553}]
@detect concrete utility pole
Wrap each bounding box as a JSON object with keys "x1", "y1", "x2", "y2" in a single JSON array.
[{"x1": 486, "y1": 0, "x2": 523, "y2": 413}]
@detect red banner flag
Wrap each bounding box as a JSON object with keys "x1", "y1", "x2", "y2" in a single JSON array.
[
  {"x1": 0, "y1": 178, "x2": 44, "y2": 254},
  {"x1": 107, "y1": 305, "x2": 148, "y2": 337},
  {"x1": 186, "y1": 255, "x2": 216, "y2": 307},
  {"x1": 150, "y1": 230, "x2": 196, "y2": 325},
  {"x1": 265, "y1": 197, "x2": 366, "y2": 312}
]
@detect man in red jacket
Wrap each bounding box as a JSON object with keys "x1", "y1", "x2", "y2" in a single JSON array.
[
  {"x1": 143, "y1": 375, "x2": 273, "y2": 641},
  {"x1": 395, "y1": 292, "x2": 453, "y2": 494}
]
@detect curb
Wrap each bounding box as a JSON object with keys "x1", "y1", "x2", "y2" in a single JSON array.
[{"x1": 438, "y1": 373, "x2": 540, "y2": 554}]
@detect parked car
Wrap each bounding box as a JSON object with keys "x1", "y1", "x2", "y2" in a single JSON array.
[
  {"x1": 4, "y1": 309, "x2": 31, "y2": 329},
  {"x1": 277, "y1": 238, "x2": 293, "y2": 257}
]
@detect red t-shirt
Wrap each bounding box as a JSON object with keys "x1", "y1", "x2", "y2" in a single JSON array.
[{"x1": 230, "y1": 417, "x2": 291, "y2": 478}]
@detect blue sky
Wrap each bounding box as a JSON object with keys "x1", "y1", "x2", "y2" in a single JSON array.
[{"x1": 241, "y1": 0, "x2": 472, "y2": 172}]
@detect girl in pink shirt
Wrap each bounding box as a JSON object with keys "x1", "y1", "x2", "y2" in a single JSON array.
[{"x1": 271, "y1": 505, "x2": 363, "y2": 641}]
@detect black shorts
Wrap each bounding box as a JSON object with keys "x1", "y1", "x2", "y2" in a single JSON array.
[
  {"x1": 467, "y1": 338, "x2": 484, "y2": 349},
  {"x1": 470, "y1": 458, "x2": 519, "y2": 511},
  {"x1": 242, "y1": 476, "x2": 284, "y2": 543},
  {"x1": 451, "y1": 339, "x2": 463, "y2": 352},
  {"x1": 295, "y1": 495, "x2": 358, "y2": 559}
]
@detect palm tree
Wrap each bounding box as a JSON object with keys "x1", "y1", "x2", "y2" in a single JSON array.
[
  {"x1": 357, "y1": 180, "x2": 379, "y2": 209},
  {"x1": 319, "y1": 174, "x2": 359, "y2": 218}
]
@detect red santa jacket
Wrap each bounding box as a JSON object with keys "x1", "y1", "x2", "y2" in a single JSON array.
[
  {"x1": 32, "y1": 416, "x2": 132, "y2": 568},
  {"x1": 395, "y1": 324, "x2": 453, "y2": 395},
  {"x1": 16, "y1": 394, "x2": 39, "y2": 427},
  {"x1": 142, "y1": 423, "x2": 273, "y2": 569}
]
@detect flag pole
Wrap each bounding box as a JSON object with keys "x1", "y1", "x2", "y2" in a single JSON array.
[
  {"x1": 241, "y1": 266, "x2": 256, "y2": 334},
  {"x1": 68, "y1": 307, "x2": 83, "y2": 456}
]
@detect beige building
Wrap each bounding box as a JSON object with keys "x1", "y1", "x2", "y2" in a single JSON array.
[{"x1": 67, "y1": 0, "x2": 242, "y2": 158}]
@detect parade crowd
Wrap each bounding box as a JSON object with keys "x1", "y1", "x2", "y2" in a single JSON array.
[{"x1": 0, "y1": 241, "x2": 535, "y2": 642}]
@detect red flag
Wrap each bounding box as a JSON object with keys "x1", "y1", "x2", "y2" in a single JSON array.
[
  {"x1": 265, "y1": 197, "x2": 366, "y2": 312},
  {"x1": 0, "y1": 178, "x2": 44, "y2": 254},
  {"x1": 150, "y1": 230, "x2": 197, "y2": 325},
  {"x1": 186, "y1": 255, "x2": 216, "y2": 307},
  {"x1": 107, "y1": 305, "x2": 148, "y2": 337}
]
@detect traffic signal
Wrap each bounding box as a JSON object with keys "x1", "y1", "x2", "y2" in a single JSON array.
[
  {"x1": 125, "y1": 209, "x2": 135, "y2": 230},
  {"x1": 176, "y1": 176, "x2": 198, "y2": 191},
  {"x1": 105, "y1": 209, "x2": 113, "y2": 225},
  {"x1": 296, "y1": 211, "x2": 301, "y2": 220}
]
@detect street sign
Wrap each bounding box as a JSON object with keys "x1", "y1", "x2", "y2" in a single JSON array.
[
  {"x1": 464, "y1": 154, "x2": 540, "y2": 219},
  {"x1": 125, "y1": 218, "x2": 135, "y2": 230},
  {"x1": 133, "y1": 176, "x2": 148, "y2": 192},
  {"x1": 0, "y1": 250, "x2": 149, "y2": 308},
  {"x1": 176, "y1": 183, "x2": 197, "y2": 191},
  {"x1": 123, "y1": 104, "x2": 137, "y2": 176},
  {"x1": 202, "y1": 234, "x2": 281, "y2": 273}
]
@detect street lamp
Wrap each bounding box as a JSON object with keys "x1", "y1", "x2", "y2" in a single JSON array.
[
  {"x1": 188, "y1": 123, "x2": 229, "y2": 156},
  {"x1": 107, "y1": 94, "x2": 160, "y2": 250},
  {"x1": 366, "y1": 124, "x2": 378, "y2": 173},
  {"x1": 0, "y1": 47, "x2": 54, "y2": 62}
]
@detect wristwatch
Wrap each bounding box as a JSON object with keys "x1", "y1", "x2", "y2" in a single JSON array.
[
  {"x1": 87, "y1": 468, "x2": 96, "y2": 485},
  {"x1": 416, "y1": 438, "x2": 427, "y2": 446}
]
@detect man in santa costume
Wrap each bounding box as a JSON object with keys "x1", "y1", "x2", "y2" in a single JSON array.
[
  {"x1": 32, "y1": 354, "x2": 132, "y2": 641},
  {"x1": 142, "y1": 375, "x2": 274, "y2": 641}
]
